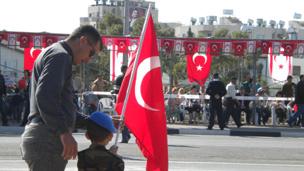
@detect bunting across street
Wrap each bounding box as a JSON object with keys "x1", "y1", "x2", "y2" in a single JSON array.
[{"x1": 1, "y1": 30, "x2": 304, "y2": 83}]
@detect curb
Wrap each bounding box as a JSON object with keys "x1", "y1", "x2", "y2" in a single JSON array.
[{"x1": 167, "y1": 127, "x2": 304, "y2": 138}]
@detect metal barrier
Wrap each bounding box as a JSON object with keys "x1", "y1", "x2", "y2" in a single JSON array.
[{"x1": 79, "y1": 91, "x2": 295, "y2": 127}]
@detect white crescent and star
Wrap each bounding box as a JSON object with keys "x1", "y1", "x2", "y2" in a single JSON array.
[
  {"x1": 192, "y1": 53, "x2": 207, "y2": 71},
  {"x1": 30, "y1": 47, "x2": 43, "y2": 58},
  {"x1": 135, "y1": 56, "x2": 160, "y2": 112}
]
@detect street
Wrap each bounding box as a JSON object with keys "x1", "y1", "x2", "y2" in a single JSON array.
[{"x1": 0, "y1": 133, "x2": 304, "y2": 171}]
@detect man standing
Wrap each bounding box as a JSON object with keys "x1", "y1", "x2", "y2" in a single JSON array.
[
  {"x1": 206, "y1": 73, "x2": 227, "y2": 130},
  {"x1": 21, "y1": 25, "x2": 101, "y2": 171},
  {"x1": 224, "y1": 77, "x2": 241, "y2": 128},
  {"x1": 114, "y1": 65, "x2": 131, "y2": 143},
  {"x1": 282, "y1": 75, "x2": 296, "y2": 105},
  {"x1": 0, "y1": 70, "x2": 7, "y2": 126},
  {"x1": 288, "y1": 75, "x2": 304, "y2": 127}
]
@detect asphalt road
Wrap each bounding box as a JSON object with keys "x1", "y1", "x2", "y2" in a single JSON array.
[{"x1": 0, "y1": 133, "x2": 304, "y2": 171}]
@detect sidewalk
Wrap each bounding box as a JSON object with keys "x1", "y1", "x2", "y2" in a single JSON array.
[
  {"x1": 167, "y1": 124, "x2": 304, "y2": 137},
  {"x1": 1, "y1": 124, "x2": 304, "y2": 138}
]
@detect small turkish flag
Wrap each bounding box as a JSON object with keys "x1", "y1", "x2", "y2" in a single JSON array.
[
  {"x1": 260, "y1": 41, "x2": 271, "y2": 54},
  {"x1": 114, "y1": 39, "x2": 128, "y2": 52},
  {"x1": 0, "y1": 33, "x2": 7, "y2": 42},
  {"x1": 233, "y1": 42, "x2": 246, "y2": 56},
  {"x1": 282, "y1": 43, "x2": 295, "y2": 56},
  {"x1": 161, "y1": 39, "x2": 174, "y2": 53},
  {"x1": 209, "y1": 42, "x2": 222, "y2": 56},
  {"x1": 19, "y1": 34, "x2": 32, "y2": 48},
  {"x1": 44, "y1": 36, "x2": 58, "y2": 47},
  {"x1": 183, "y1": 41, "x2": 198, "y2": 55}
]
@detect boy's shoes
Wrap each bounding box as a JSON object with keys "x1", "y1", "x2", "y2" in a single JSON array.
[
  {"x1": 120, "y1": 140, "x2": 129, "y2": 143},
  {"x1": 120, "y1": 137, "x2": 131, "y2": 143}
]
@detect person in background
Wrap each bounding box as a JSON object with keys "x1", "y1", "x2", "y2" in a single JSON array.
[
  {"x1": 114, "y1": 65, "x2": 131, "y2": 143},
  {"x1": 21, "y1": 25, "x2": 101, "y2": 171},
  {"x1": 271, "y1": 91, "x2": 287, "y2": 124},
  {"x1": 281, "y1": 75, "x2": 296, "y2": 105},
  {"x1": 288, "y1": 75, "x2": 304, "y2": 127},
  {"x1": 185, "y1": 85, "x2": 202, "y2": 124},
  {"x1": 206, "y1": 73, "x2": 227, "y2": 130},
  {"x1": 20, "y1": 70, "x2": 31, "y2": 126},
  {"x1": 236, "y1": 87, "x2": 251, "y2": 125},
  {"x1": 223, "y1": 77, "x2": 242, "y2": 128},
  {"x1": 90, "y1": 74, "x2": 109, "y2": 92},
  {"x1": 0, "y1": 70, "x2": 7, "y2": 126}
]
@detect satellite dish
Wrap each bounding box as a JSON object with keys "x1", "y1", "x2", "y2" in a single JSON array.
[{"x1": 199, "y1": 17, "x2": 205, "y2": 25}]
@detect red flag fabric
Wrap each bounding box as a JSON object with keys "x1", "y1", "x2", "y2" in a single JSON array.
[
  {"x1": 161, "y1": 39, "x2": 174, "y2": 53},
  {"x1": 19, "y1": 34, "x2": 32, "y2": 48},
  {"x1": 186, "y1": 48, "x2": 212, "y2": 86},
  {"x1": 183, "y1": 41, "x2": 198, "y2": 55},
  {"x1": 0, "y1": 33, "x2": 6, "y2": 42},
  {"x1": 114, "y1": 39, "x2": 128, "y2": 52},
  {"x1": 282, "y1": 43, "x2": 295, "y2": 56},
  {"x1": 115, "y1": 14, "x2": 168, "y2": 171},
  {"x1": 209, "y1": 42, "x2": 222, "y2": 56},
  {"x1": 24, "y1": 45, "x2": 42, "y2": 71},
  {"x1": 44, "y1": 36, "x2": 58, "y2": 47},
  {"x1": 233, "y1": 42, "x2": 246, "y2": 56}
]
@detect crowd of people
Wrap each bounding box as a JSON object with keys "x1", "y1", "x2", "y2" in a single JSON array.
[
  {"x1": 164, "y1": 73, "x2": 304, "y2": 129},
  {"x1": 0, "y1": 70, "x2": 31, "y2": 126}
]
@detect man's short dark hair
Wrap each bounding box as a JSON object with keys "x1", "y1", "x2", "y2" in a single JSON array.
[
  {"x1": 287, "y1": 75, "x2": 293, "y2": 80},
  {"x1": 68, "y1": 25, "x2": 101, "y2": 45},
  {"x1": 86, "y1": 119, "x2": 111, "y2": 142},
  {"x1": 300, "y1": 75, "x2": 304, "y2": 80}
]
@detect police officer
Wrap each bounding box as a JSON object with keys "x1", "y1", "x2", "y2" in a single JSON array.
[{"x1": 206, "y1": 73, "x2": 227, "y2": 130}]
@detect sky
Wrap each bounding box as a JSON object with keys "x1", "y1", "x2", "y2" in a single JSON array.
[{"x1": 0, "y1": 0, "x2": 304, "y2": 34}]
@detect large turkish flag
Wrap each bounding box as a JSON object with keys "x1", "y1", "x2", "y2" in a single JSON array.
[{"x1": 115, "y1": 13, "x2": 168, "y2": 171}]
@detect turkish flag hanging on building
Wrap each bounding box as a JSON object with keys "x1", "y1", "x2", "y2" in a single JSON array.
[
  {"x1": 24, "y1": 45, "x2": 43, "y2": 71},
  {"x1": 186, "y1": 48, "x2": 212, "y2": 86},
  {"x1": 115, "y1": 13, "x2": 168, "y2": 171}
]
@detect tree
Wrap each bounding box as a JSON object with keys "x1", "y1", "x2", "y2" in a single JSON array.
[
  {"x1": 231, "y1": 31, "x2": 249, "y2": 39},
  {"x1": 214, "y1": 28, "x2": 229, "y2": 38},
  {"x1": 156, "y1": 23, "x2": 175, "y2": 37},
  {"x1": 98, "y1": 13, "x2": 123, "y2": 35},
  {"x1": 187, "y1": 27, "x2": 194, "y2": 37},
  {"x1": 130, "y1": 17, "x2": 145, "y2": 36}
]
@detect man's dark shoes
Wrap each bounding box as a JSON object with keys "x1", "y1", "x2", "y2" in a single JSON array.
[{"x1": 120, "y1": 140, "x2": 129, "y2": 143}]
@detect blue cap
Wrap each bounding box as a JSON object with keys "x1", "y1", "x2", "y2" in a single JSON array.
[{"x1": 89, "y1": 112, "x2": 117, "y2": 133}]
